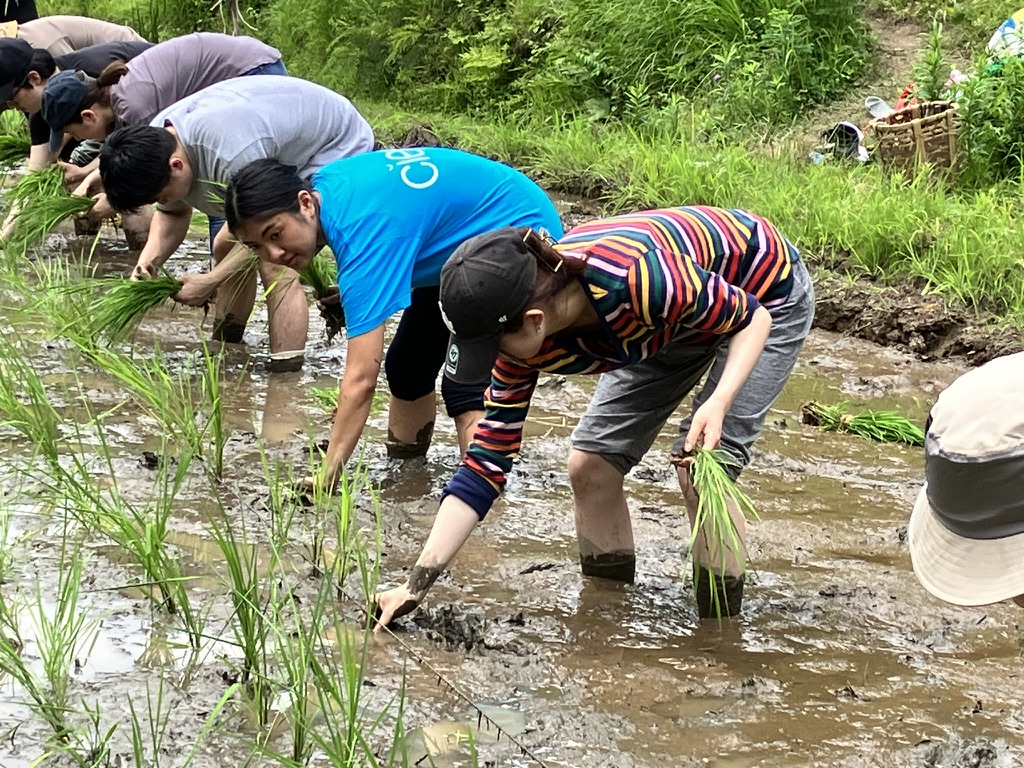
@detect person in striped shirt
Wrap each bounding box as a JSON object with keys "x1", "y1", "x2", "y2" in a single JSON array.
[{"x1": 374, "y1": 206, "x2": 815, "y2": 626}]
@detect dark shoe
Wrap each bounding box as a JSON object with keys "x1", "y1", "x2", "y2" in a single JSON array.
[
  {"x1": 580, "y1": 551, "x2": 636, "y2": 583},
  {"x1": 385, "y1": 423, "x2": 434, "y2": 459},
  {"x1": 694, "y1": 566, "x2": 744, "y2": 619}
]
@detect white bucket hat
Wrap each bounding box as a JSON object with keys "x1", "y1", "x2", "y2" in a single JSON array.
[{"x1": 908, "y1": 352, "x2": 1024, "y2": 606}]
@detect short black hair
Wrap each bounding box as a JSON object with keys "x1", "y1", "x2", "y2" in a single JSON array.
[
  {"x1": 99, "y1": 125, "x2": 176, "y2": 212},
  {"x1": 225, "y1": 158, "x2": 311, "y2": 232},
  {"x1": 26, "y1": 49, "x2": 56, "y2": 80}
]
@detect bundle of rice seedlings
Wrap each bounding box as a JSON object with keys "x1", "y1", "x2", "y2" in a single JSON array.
[
  {"x1": 687, "y1": 447, "x2": 759, "y2": 619},
  {"x1": 801, "y1": 401, "x2": 925, "y2": 446},
  {"x1": 300, "y1": 252, "x2": 344, "y2": 342},
  {"x1": 87, "y1": 275, "x2": 183, "y2": 343},
  {"x1": 0, "y1": 111, "x2": 29, "y2": 168},
  {"x1": 4, "y1": 166, "x2": 94, "y2": 254},
  {"x1": 299, "y1": 252, "x2": 337, "y2": 298}
]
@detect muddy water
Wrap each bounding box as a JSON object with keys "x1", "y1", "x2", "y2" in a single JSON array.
[{"x1": 0, "y1": 224, "x2": 1021, "y2": 768}]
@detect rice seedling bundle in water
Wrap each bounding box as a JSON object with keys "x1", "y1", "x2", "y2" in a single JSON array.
[
  {"x1": 4, "y1": 166, "x2": 95, "y2": 254},
  {"x1": 88, "y1": 276, "x2": 183, "y2": 343},
  {"x1": 688, "y1": 447, "x2": 759, "y2": 619},
  {"x1": 801, "y1": 401, "x2": 925, "y2": 446}
]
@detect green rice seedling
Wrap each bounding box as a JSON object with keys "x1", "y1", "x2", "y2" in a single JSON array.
[
  {"x1": 801, "y1": 401, "x2": 926, "y2": 447},
  {"x1": 0, "y1": 334, "x2": 62, "y2": 468},
  {"x1": 85, "y1": 274, "x2": 184, "y2": 344},
  {"x1": 298, "y1": 251, "x2": 337, "y2": 298},
  {"x1": 205, "y1": 499, "x2": 279, "y2": 729},
  {"x1": 128, "y1": 676, "x2": 240, "y2": 768},
  {"x1": 688, "y1": 447, "x2": 759, "y2": 620},
  {"x1": 4, "y1": 165, "x2": 96, "y2": 255},
  {"x1": 0, "y1": 110, "x2": 29, "y2": 167},
  {"x1": 309, "y1": 386, "x2": 387, "y2": 416}
]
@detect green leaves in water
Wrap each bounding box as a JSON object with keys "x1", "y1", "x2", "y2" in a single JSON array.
[
  {"x1": 4, "y1": 165, "x2": 95, "y2": 255},
  {"x1": 801, "y1": 401, "x2": 925, "y2": 446},
  {"x1": 86, "y1": 275, "x2": 184, "y2": 344},
  {"x1": 687, "y1": 447, "x2": 759, "y2": 619}
]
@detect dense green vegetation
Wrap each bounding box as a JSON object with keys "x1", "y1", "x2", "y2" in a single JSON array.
[{"x1": 37, "y1": 0, "x2": 1024, "y2": 325}]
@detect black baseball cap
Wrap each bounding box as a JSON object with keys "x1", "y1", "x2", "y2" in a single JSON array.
[
  {"x1": 440, "y1": 228, "x2": 537, "y2": 384},
  {"x1": 42, "y1": 70, "x2": 89, "y2": 151},
  {"x1": 0, "y1": 37, "x2": 33, "y2": 104}
]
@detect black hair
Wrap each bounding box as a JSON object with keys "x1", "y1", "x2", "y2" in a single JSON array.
[
  {"x1": 26, "y1": 49, "x2": 56, "y2": 81},
  {"x1": 225, "y1": 158, "x2": 313, "y2": 232},
  {"x1": 99, "y1": 124, "x2": 176, "y2": 212}
]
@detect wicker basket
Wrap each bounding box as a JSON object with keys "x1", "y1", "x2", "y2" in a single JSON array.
[{"x1": 870, "y1": 101, "x2": 960, "y2": 174}]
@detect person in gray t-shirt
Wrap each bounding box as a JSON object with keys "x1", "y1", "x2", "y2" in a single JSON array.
[
  {"x1": 43, "y1": 33, "x2": 285, "y2": 201},
  {"x1": 99, "y1": 75, "x2": 374, "y2": 370}
]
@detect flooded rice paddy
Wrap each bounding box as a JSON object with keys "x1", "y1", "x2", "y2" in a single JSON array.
[{"x1": 0, "y1": 222, "x2": 1021, "y2": 768}]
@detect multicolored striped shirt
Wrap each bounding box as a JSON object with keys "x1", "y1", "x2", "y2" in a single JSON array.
[{"x1": 443, "y1": 207, "x2": 800, "y2": 518}]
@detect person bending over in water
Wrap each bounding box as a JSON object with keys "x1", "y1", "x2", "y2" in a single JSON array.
[
  {"x1": 374, "y1": 207, "x2": 815, "y2": 624},
  {"x1": 42, "y1": 32, "x2": 288, "y2": 216},
  {"x1": 223, "y1": 149, "x2": 563, "y2": 487},
  {"x1": 98, "y1": 76, "x2": 373, "y2": 371}
]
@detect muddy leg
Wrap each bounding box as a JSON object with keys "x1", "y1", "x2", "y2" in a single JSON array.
[
  {"x1": 568, "y1": 449, "x2": 636, "y2": 582},
  {"x1": 678, "y1": 466, "x2": 747, "y2": 618},
  {"x1": 121, "y1": 208, "x2": 152, "y2": 252},
  {"x1": 259, "y1": 260, "x2": 308, "y2": 366},
  {"x1": 386, "y1": 392, "x2": 435, "y2": 458}
]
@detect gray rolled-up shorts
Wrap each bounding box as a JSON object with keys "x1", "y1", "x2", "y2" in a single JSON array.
[{"x1": 571, "y1": 258, "x2": 815, "y2": 480}]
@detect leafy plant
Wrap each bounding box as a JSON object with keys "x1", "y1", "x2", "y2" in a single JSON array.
[{"x1": 3, "y1": 166, "x2": 96, "y2": 256}]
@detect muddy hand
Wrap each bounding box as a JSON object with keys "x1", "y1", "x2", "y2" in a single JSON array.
[
  {"x1": 315, "y1": 284, "x2": 340, "y2": 314},
  {"x1": 172, "y1": 274, "x2": 216, "y2": 307},
  {"x1": 684, "y1": 398, "x2": 727, "y2": 453},
  {"x1": 61, "y1": 161, "x2": 88, "y2": 187},
  {"x1": 372, "y1": 583, "x2": 421, "y2": 632},
  {"x1": 88, "y1": 193, "x2": 113, "y2": 220},
  {"x1": 131, "y1": 260, "x2": 159, "y2": 281}
]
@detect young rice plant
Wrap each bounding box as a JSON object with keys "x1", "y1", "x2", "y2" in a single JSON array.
[{"x1": 801, "y1": 401, "x2": 925, "y2": 446}]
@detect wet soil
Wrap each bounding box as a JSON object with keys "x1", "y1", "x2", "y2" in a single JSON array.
[{"x1": 0, "y1": 212, "x2": 1023, "y2": 768}]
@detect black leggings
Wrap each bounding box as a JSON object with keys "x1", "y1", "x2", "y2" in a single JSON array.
[{"x1": 384, "y1": 286, "x2": 487, "y2": 417}]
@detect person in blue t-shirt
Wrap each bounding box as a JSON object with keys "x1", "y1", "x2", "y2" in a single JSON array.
[{"x1": 223, "y1": 148, "x2": 564, "y2": 489}]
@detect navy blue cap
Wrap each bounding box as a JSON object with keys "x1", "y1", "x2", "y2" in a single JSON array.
[{"x1": 41, "y1": 69, "x2": 89, "y2": 151}]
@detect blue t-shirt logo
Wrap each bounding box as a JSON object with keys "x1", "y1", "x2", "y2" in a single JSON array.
[{"x1": 385, "y1": 148, "x2": 439, "y2": 190}]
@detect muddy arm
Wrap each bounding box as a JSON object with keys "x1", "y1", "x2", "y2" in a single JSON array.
[
  {"x1": 319, "y1": 325, "x2": 386, "y2": 489},
  {"x1": 683, "y1": 305, "x2": 772, "y2": 450},
  {"x1": 374, "y1": 494, "x2": 480, "y2": 630},
  {"x1": 132, "y1": 207, "x2": 192, "y2": 279}
]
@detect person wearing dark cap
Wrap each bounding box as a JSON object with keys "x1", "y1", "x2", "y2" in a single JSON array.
[
  {"x1": 908, "y1": 352, "x2": 1024, "y2": 607},
  {"x1": 223, "y1": 149, "x2": 563, "y2": 483},
  {"x1": 373, "y1": 207, "x2": 815, "y2": 627},
  {"x1": 0, "y1": 36, "x2": 151, "y2": 169}
]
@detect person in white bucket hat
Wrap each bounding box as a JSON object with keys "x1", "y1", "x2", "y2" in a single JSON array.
[{"x1": 908, "y1": 351, "x2": 1024, "y2": 606}]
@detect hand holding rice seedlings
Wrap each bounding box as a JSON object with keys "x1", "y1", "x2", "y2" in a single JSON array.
[
  {"x1": 3, "y1": 166, "x2": 96, "y2": 254},
  {"x1": 801, "y1": 401, "x2": 925, "y2": 446},
  {"x1": 300, "y1": 252, "x2": 345, "y2": 342},
  {"x1": 686, "y1": 447, "x2": 759, "y2": 619},
  {"x1": 87, "y1": 275, "x2": 185, "y2": 343}
]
